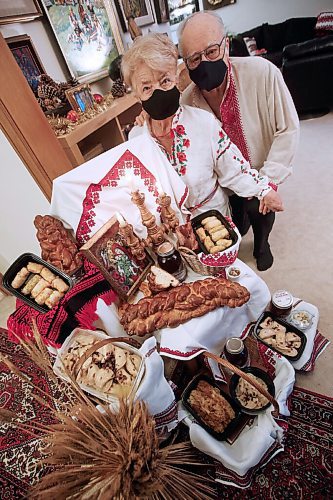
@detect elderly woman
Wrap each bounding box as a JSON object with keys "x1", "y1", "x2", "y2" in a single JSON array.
[{"x1": 121, "y1": 33, "x2": 283, "y2": 217}]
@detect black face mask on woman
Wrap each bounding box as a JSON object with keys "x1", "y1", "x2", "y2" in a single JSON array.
[
  {"x1": 189, "y1": 59, "x2": 227, "y2": 92},
  {"x1": 141, "y1": 86, "x2": 180, "y2": 120}
]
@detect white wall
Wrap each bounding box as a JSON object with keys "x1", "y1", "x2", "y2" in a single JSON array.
[
  {"x1": 0, "y1": 130, "x2": 50, "y2": 274},
  {"x1": 207, "y1": 0, "x2": 333, "y2": 35}
]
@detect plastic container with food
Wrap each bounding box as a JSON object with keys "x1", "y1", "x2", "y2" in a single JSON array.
[
  {"x1": 229, "y1": 367, "x2": 275, "y2": 415},
  {"x1": 2, "y1": 252, "x2": 73, "y2": 313},
  {"x1": 253, "y1": 311, "x2": 307, "y2": 361},
  {"x1": 182, "y1": 374, "x2": 243, "y2": 441},
  {"x1": 287, "y1": 310, "x2": 313, "y2": 330}
]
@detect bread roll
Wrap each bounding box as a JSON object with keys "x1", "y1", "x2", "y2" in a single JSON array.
[
  {"x1": 35, "y1": 287, "x2": 53, "y2": 305},
  {"x1": 31, "y1": 278, "x2": 50, "y2": 298},
  {"x1": 21, "y1": 275, "x2": 41, "y2": 295},
  {"x1": 204, "y1": 219, "x2": 221, "y2": 231},
  {"x1": 40, "y1": 267, "x2": 57, "y2": 283},
  {"x1": 27, "y1": 262, "x2": 44, "y2": 274},
  {"x1": 45, "y1": 290, "x2": 64, "y2": 309},
  {"x1": 211, "y1": 229, "x2": 230, "y2": 242},
  {"x1": 209, "y1": 224, "x2": 226, "y2": 234},
  {"x1": 204, "y1": 236, "x2": 214, "y2": 251},
  {"x1": 196, "y1": 227, "x2": 206, "y2": 241},
  {"x1": 11, "y1": 267, "x2": 30, "y2": 289},
  {"x1": 201, "y1": 216, "x2": 218, "y2": 225},
  {"x1": 52, "y1": 277, "x2": 69, "y2": 293}
]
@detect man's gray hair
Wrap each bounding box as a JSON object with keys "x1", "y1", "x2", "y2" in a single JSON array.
[{"x1": 177, "y1": 11, "x2": 225, "y2": 57}]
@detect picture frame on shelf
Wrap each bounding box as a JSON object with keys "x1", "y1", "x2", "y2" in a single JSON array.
[
  {"x1": 80, "y1": 216, "x2": 153, "y2": 301},
  {"x1": 153, "y1": 0, "x2": 169, "y2": 24},
  {"x1": 114, "y1": 0, "x2": 155, "y2": 32},
  {"x1": 6, "y1": 34, "x2": 46, "y2": 91},
  {"x1": 0, "y1": 0, "x2": 42, "y2": 25},
  {"x1": 39, "y1": 0, "x2": 124, "y2": 84},
  {"x1": 65, "y1": 84, "x2": 95, "y2": 113},
  {"x1": 167, "y1": 0, "x2": 199, "y2": 26},
  {"x1": 202, "y1": 0, "x2": 236, "y2": 11}
]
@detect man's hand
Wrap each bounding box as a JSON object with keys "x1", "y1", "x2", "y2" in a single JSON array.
[
  {"x1": 134, "y1": 110, "x2": 148, "y2": 127},
  {"x1": 260, "y1": 191, "x2": 284, "y2": 215}
]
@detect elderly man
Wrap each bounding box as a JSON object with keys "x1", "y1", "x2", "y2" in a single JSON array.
[{"x1": 178, "y1": 11, "x2": 299, "y2": 271}]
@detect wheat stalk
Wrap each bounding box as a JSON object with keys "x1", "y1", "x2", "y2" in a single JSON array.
[{"x1": 0, "y1": 325, "x2": 217, "y2": 499}]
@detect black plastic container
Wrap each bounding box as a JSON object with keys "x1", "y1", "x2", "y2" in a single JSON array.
[
  {"x1": 254, "y1": 311, "x2": 307, "y2": 362},
  {"x1": 191, "y1": 210, "x2": 238, "y2": 255},
  {"x1": 182, "y1": 374, "x2": 243, "y2": 441},
  {"x1": 229, "y1": 366, "x2": 275, "y2": 415},
  {"x1": 2, "y1": 253, "x2": 73, "y2": 313}
]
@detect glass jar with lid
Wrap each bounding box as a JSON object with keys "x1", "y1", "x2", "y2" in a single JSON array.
[
  {"x1": 223, "y1": 337, "x2": 249, "y2": 368},
  {"x1": 156, "y1": 242, "x2": 187, "y2": 282},
  {"x1": 271, "y1": 289, "x2": 293, "y2": 317}
]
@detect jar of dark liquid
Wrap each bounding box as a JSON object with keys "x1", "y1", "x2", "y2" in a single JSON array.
[
  {"x1": 157, "y1": 242, "x2": 187, "y2": 282},
  {"x1": 223, "y1": 337, "x2": 249, "y2": 368},
  {"x1": 271, "y1": 289, "x2": 293, "y2": 318}
]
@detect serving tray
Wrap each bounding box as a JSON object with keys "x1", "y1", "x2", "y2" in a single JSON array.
[{"x1": 191, "y1": 210, "x2": 238, "y2": 255}]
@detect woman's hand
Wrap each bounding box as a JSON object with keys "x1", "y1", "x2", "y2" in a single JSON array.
[
  {"x1": 135, "y1": 110, "x2": 148, "y2": 126},
  {"x1": 260, "y1": 191, "x2": 284, "y2": 215}
]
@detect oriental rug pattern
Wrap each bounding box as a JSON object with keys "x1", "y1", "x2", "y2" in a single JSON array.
[{"x1": 0, "y1": 328, "x2": 332, "y2": 499}]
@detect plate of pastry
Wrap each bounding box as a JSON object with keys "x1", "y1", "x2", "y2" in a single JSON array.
[
  {"x1": 182, "y1": 374, "x2": 243, "y2": 441},
  {"x1": 54, "y1": 328, "x2": 145, "y2": 405},
  {"x1": 2, "y1": 252, "x2": 73, "y2": 313},
  {"x1": 253, "y1": 311, "x2": 307, "y2": 361},
  {"x1": 191, "y1": 210, "x2": 239, "y2": 255}
]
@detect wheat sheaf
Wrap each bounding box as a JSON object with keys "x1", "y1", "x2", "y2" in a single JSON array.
[{"x1": 0, "y1": 321, "x2": 215, "y2": 499}]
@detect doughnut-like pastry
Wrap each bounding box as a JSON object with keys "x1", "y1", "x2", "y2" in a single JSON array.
[
  {"x1": 196, "y1": 227, "x2": 206, "y2": 242},
  {"x1": 204, "y1": 219, "x2": 221, "y2": 231},
  {"x1": 27, "y1": 262, "x2": 44, "y2": 274},
  {"x1": 212, "y1": 230, "x2": 231, "y2": 242},
  {"x1": 45, "y1": 290, "x2": 64, "y2": 309},
  {"x1": 201, "y1": 216, "x2": 218, "y2": 225},
  {"x1": 11, "y1": 267, "x2": 29, "y2": 289},
  {"x1": 52, "y1": 277, "x2": 69, "y2": 293},
  {"x1": 35, "y1": 287, "x2": 53, "y2": 305},
  {"x1": 31, "y1": 278, "x2": 50, "y2": 298},
  {"x1": 21, "y1": 275, "x2": 41, "y2": 295},
  {"x1": 40, "y1": 267, "x2": 57, "y2": 283},
  {"x1": 204, "y1": 236, "x2": 214, "y2": 251}
]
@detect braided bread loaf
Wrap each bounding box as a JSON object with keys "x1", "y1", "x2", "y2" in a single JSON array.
[{"x1": 119, "y1": 277, "x2": 250, "y2": 336}]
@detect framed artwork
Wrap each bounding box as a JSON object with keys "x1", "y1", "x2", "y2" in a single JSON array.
[
  {"x1": 6, "y1": 34, "x2": 46, "y2": 91},
  {"x1": 81, "y1": 216, "x2": 153, "y2": 300},
  {"x1": 114, "y1": 0, "x2": 155, "y2": 32},
  {"x1": 153, "y1": 0, "x2": 169, "y2": 24},
  {"x1": 39, "y1": 0, "x2": 124, "y2": 83},
  {"x1": 202, "y1": 0, "x2": 236, "y2": 10},
  {"x1": 0, "y1": 0, "x2": 42, "y2": 25},
  {"x1": 167, "y1": 0, "x2": 199, "y2": 26},
  {"x1": 66, "y1": 84, "x2": 95, "y2": 113}
]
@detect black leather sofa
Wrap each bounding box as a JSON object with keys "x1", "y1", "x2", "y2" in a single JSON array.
[{"x1": 230, "y1": 17, "x2": 333, "y2": 115}]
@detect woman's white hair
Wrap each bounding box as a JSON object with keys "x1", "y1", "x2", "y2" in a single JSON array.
[
  {"x1": 177, "y1": 11, "x2": 225, "y2": 57},
  {"x1": 121, "y1": 33, "x2": 178, "y2": 90}
]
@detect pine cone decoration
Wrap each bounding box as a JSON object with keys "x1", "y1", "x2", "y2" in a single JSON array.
[{"x1": 111, "y1": 79, "x2": 126, "y2": 98}]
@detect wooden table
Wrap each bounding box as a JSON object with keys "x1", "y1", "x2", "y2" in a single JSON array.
[{"x1": 57, "y1": 93, "x2": 142, "y2": 168}]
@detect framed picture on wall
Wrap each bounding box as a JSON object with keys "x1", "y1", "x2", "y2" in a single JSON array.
[
  {"x1": 114, "y1": 0, "x2": 155, "y2": 32},
  {"x1": 6, "y1": 34, "x2": 46, "y2": 91},
  {"x1": 66, "y1": 84, "x2": 95, "y2": 113},
  {"x1": 39, "y1": 0, "x2": 124, "y2": 84},
  {"x1": 202, "y1": 0, "x2": 236, "y2": 11},
  {"x1": 153, "y1": 0, "x2": 169, "y2": 24},
  {"x1": 0, "y1": 0, "x2": 42, "y2": 25},
  {"x1": 167, "y1": 0, "x2": 199, "y2": 27}
]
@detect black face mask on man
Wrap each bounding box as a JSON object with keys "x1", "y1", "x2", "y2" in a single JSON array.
[
  {"x1": 141, "y1": 86, "x2": 180, "y2": 120},
  {"x1": 189, "y1": 59, "x2": 227, "y2": 92}
]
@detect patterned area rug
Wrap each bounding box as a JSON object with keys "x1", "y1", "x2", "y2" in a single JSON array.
[{"x1": 0, "y1": 329, "x2": 332, "y2": 498}]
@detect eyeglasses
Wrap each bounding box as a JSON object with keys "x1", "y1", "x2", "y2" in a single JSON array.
[{"x1": 185, "y1": 37, "x2": 226, "y2": 70}]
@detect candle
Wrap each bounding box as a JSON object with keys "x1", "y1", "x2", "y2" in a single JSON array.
[
  {"x1": 124, "y1": 169, "x2": 136, "y2": 192},
  {"x1": 116, "y1": 212, "x2": 126, "y2": 228}
]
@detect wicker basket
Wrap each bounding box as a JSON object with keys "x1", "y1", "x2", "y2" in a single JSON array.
[{"x1": 178, "y1": 246, "x2": 225, "y2": 276}]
